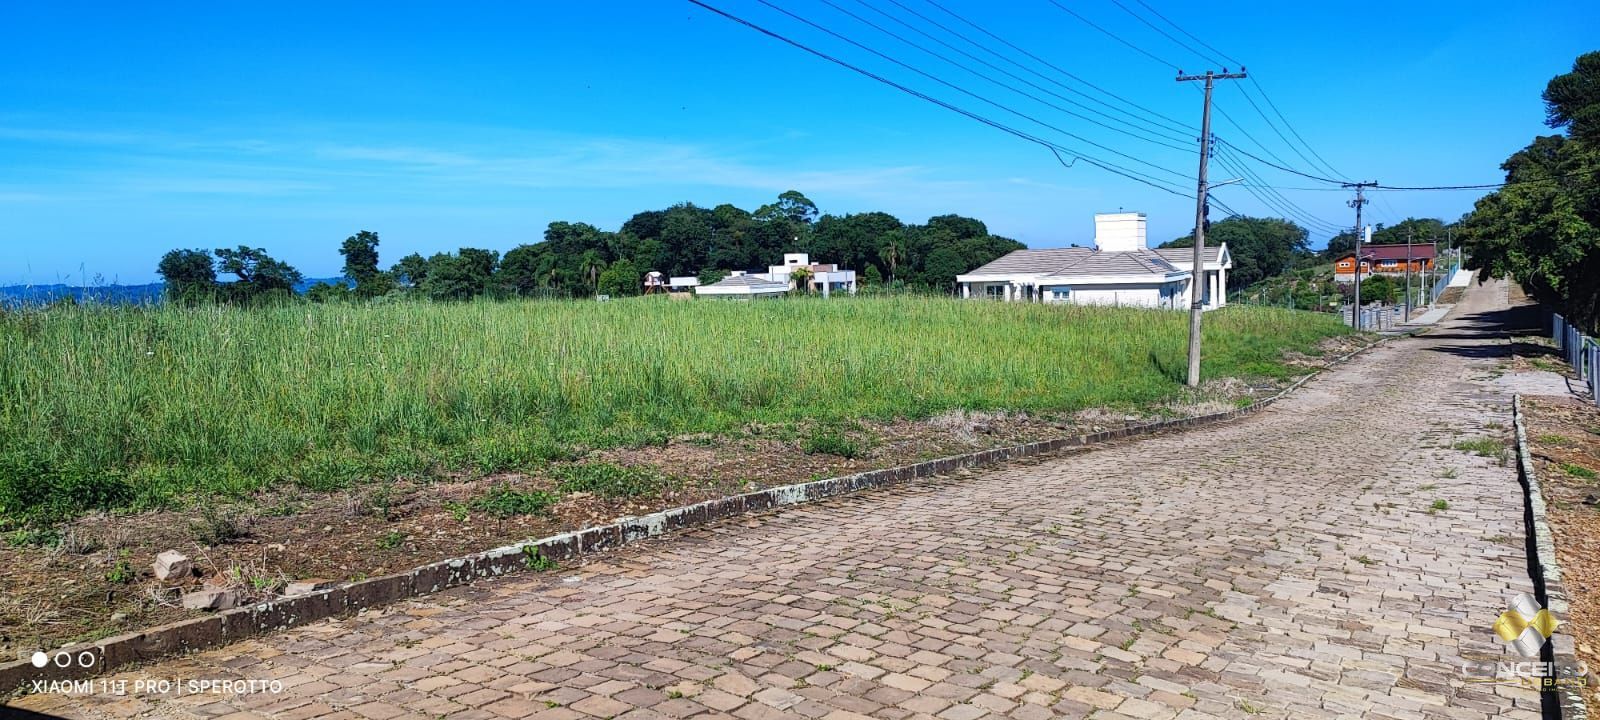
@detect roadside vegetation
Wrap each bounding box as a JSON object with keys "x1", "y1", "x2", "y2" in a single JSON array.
[
  {"x1": 0, "y1": 298, "x2": 1347, "y2": 525},
  {"x1": 1460, "y1": 51, "x2": 1600, "y2": 334}
]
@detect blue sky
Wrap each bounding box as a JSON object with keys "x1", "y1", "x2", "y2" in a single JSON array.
[{"x1": 0, "y1": 1, "x2": 1592, "y2": 284}]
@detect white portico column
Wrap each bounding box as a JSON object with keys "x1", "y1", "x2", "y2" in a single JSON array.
[{"x1": 961, "y1": 283, "x2": 970, "y2": 299}]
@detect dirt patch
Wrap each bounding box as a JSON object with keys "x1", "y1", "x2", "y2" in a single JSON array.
[
  {"x1": 0, "y1": 338, "x2": 1358, "y2": 658},
  {"x1": 1522, "y1": 395, "x2": 1600, "y2": 707}
]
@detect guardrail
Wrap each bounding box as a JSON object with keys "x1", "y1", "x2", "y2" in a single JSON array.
[{"x1": 1552, "y1": 313, "x2": 1600, "y2": 406}]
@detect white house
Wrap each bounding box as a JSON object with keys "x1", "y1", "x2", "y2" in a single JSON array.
[
  {"x1": 955, "y1": 212, "x2": 1231, "y2": 310},
  {"x1": 694, "y1": 253, "x2": 858, "y2": 299},
  {"x1": 760, "y1": 253, "x2": 857, "y2": 297}
]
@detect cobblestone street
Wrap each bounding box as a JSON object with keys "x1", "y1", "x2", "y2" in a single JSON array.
[{"x1": 13, "y1": 279, "x2": 1545, "y2": 719}]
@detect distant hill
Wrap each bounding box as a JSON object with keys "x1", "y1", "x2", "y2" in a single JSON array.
[{"x1": 0, "y1": 279, "x2": 346, "y2": 307}]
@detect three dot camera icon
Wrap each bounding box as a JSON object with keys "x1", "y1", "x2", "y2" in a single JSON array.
[{"x1": 31, "y1": 650, "x2": 96, "y2": 669}]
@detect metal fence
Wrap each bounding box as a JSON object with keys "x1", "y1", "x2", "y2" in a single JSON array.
[{"x1": 1552, "y1": 313, "x2": 1600, "y2": 406}]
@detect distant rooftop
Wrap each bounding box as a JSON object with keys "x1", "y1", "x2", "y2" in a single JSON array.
[{"x1": 965, "y1": 245, "x2": 1224, "y2": 277}]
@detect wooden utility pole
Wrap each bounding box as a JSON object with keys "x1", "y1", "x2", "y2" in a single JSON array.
[
  {"x1": 1342, "y1": 181, "x2": 1377, "y2": 330},
  {"x1": 1177, "y1": 68, "x2": 1246, "y2": 388}
]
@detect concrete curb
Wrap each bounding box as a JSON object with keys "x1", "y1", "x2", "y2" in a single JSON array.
[
  {"x1": 1512, "y1": 395, "x2": 1591, "y2": 719},
  {"x1": 1, "y1": 334, "x2": 1387, "y2": 694}
]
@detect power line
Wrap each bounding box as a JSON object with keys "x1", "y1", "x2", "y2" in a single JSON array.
[
  {"x1": 910, "y1": 0, "x2": 1196, "y2": 135},
  {"x1": 1214, "y1": 137, "x2": 1349, "y2": 184},
  {"x1": 1246, "y1": 78, "x2": 1346, "y2": 178},
  {"x1": 1106, "y1": 0, "x2": 1222, "y2": 69},
  {"x1": 1116, "y1": 0, "x2": 1348, "y2": 181},
  {"x1": 1130, "y1": 0, "x2": 1240, "y2": 66},
  {"x1": 1212, "y1": 148, "x2": 1346, "y2": 233},
  {"x1": 1042, "y1": 0, "x2": 1181, "y2": 71},
  {"x1": 1222, "y1": 138, "x2": 1599, "y2": 191},
  {"x1": 1206, "y1": 96, "x2": 1308, "y2": 175},
  {"x1": 818, "y1": 0, "x2": 1193, "y2": 151},
  {"x1": 748, "y1": 0, "x2": 1191, "y2": 180},
  {"x1": 1056, "y1": 0, "x2": 1343, "y2": 186},
  {"x1": 1229, "y1": 85, "x2": 1335, "y2": 180},
  {"x1": 1212, "y1": 144, "x2": 1344, "y2": 230},
  {"x1": 684, "y1": 0, "x2": 1194, "y2": 198},
  {"x1": 1373, "y1": 171, "x2": 1600, "y2": 191}
]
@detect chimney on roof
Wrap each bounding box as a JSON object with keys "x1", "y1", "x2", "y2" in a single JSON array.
[{"x1": 1093, "y1": 212, "x2": 1146, "y2": 252}]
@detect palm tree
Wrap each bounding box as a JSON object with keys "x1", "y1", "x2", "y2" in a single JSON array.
[
  {"x1": 579, "y1": 251, "x2": 604, "y2": 295},
  {"x1": 789, "y1": 267, "x2": 814, "y2": 294},
  {"x1": 878, "y1": 234, "x2": 905, "y2": 286}
]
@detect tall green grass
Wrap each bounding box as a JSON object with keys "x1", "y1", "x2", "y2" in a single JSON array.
[{"x1": 0, "y1": 297, "x2": 1346, "y2": 521}]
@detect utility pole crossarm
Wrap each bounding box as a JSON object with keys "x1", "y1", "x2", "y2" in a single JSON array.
[
  {"x1": 1175, "y1": 71, "x2": 1248, "y2": 82},
  {"x1": 1176, "y1": 68, "x2": 1246, "y2": 388}
]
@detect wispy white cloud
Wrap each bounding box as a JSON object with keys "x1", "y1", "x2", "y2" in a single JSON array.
[{"x1": 0, "y1": 122, "x2": 1001, "y2": 203}]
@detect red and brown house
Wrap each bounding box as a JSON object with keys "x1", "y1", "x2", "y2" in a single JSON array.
[{"x1": 1334, "y1": 244, "x2": 1436, "y2": 282}]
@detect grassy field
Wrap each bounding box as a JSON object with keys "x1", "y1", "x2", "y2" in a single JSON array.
[{"x1": 0, "y1": 297, "x2": 1347, "y2": 523}]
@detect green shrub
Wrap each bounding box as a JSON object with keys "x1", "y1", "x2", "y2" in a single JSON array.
[
  {"x1": 0, "y1": 450, "x2": 132, "y2": 523},
  {"x1": 802, "y1": 429, "x2": 864, "y2": 459},
  {"x1": 377, "y1": 530, "x2": 406, "y2": 549},
  {"x1": 469, "y1": 484, "x2": 559, "y2": 517},
  {"x1": 523, "y1": 545, "x2": 558, "y2": 571},
  {"x1": 552, "y1": 463, "x2": 666, "y2": 498},
  {"x1": 1454, "y1": 439, "x2": 1506, "y2": 459},
  {"x1": 1563, "y1": 463, "x2": 1598, "y2": 480}
]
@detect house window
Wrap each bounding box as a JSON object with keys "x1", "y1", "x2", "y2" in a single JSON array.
[
  {"x1": 1050, "y1": 288, "x2": 1070, "y2": 301},
  {"x1": 985, "y1": 285, "x2": 1005, "y2": 299},
  {"x1": 1379, "y1": 259, "x2": 1397, "y2": 267}
]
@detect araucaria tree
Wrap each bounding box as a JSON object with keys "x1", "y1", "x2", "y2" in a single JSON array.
[{"x1": 1461, "y1": 51, "x2": 1600, "y2": 331}]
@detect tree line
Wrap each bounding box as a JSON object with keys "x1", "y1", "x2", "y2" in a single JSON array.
[
  {"x1": 1159, "y1": 214, "x2": 1455, "y2": 298},
  {"x1": 156, "y1": 190, "x2": 1028, "y2": 304},
  {"x1": 1460, "y1": 50, "x2": 1600, "y2": 332}
]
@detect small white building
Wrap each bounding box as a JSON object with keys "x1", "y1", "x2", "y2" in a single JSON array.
[
  {"x1": 694, "y1": 253, "x2": 858, "y2": 299},
  {"x1": 667, "y1": 276, "x2": 700, "y2": 293},
  {"x1": 955, "y1": 212, "x2": 1231, "y2": 310}
]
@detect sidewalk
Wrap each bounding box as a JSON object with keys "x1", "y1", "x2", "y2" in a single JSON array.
[{"x1": 1401, "y1": 304, "x2": 1452, "y2": 327}]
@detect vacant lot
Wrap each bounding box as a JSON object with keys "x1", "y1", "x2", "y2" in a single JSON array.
[
  {"x1": 0, "y1": 297, "x2": 1346, "y2": 522},
  {"x1": 0, "y1": 296, "x2": 1354, "y2": 654}
]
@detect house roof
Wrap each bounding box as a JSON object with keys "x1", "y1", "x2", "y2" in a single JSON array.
[
  {"x1": 1152, "y1": 246, "x2": 1225, "y2": 265},
  {"x1": 1337, "y1": 244, "x2": 1438, "y2": 261},
  {"x1": 964, "y1": 245, "x2": 1227, "y2": 278},
  {"x1": 707, "y1": 274, "x2": 787, "y2": 289},
  {"x1": 962, "y1": 248, "x2": 1091, "y2": 275},
  {"x1": 1043, "y1": 249, "x2": 1181, "y2": 279}
]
